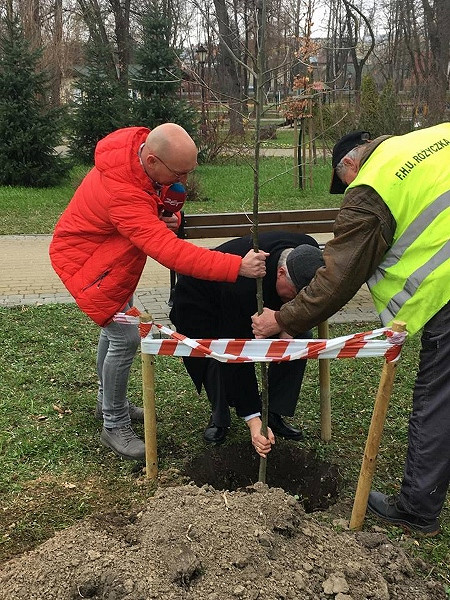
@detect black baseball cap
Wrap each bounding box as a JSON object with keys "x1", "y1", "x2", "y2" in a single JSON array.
[{"x1": 330, "y1": 131, "x2": 370, "y2": 194}]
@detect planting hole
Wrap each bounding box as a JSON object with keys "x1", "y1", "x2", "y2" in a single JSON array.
[{"x1": 183, "y1": 442, "x2": 340, "y2": 513}]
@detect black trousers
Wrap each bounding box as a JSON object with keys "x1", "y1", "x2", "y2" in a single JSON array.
[
  {"x1": 399, "y1": 301, "x2": 450, "y2": 519},
  {"x1": 184, "y1": 331, "x2": 311, "y2": 427}
]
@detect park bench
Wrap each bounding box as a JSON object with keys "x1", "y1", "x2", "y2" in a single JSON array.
[
  {"x1": 177, "y1": 207, "x2": 339, "y2": 242},
  {"x1": 169, "y1": 206, "x2": 339, "y2": 302}
]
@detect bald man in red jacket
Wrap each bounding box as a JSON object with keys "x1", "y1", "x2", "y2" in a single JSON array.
[{"x1": 50, "y1": 123, "x2": 267, "y2": 461}]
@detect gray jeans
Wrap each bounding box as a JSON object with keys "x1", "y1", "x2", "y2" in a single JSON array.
[
  {"x1": 96, "y1": 305, "x2": 140, "y2": 428},
  {"x1": 399, "y1": 300, "x2": 450, "y2": 520}
]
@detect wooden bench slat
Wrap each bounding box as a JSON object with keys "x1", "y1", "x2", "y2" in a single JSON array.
[
  {"x1": 179, "y1": 209, "x2": 339, "y2": 239},
  {"x1": 183, "y1": 221, "x2": 336, "y2": 239},
  {"x1": 183, "y1": 208, "x2": 339, "y2": 227}
]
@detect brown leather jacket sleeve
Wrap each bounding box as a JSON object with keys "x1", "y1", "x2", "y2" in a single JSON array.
[{"x1": 276, "y1": 141, "x2": 396, "y2": 336}]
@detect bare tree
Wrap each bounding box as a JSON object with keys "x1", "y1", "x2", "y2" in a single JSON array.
[
  {"x1": 401, "y1": 0, "x2": 430, "y2": 104},
  {"x1": 109, "y1": 0, "x2": 131, "y2": 91},
  {"x1": 49, "y1": 0, "x2": 63, "y2": 106},
  {"x1": 421, "y1": 0, "x2": 449, "y2": 124},
  {"x1": 76, "y1": 0, "x2": 132, "y2": 94},
  {"x1": 374, "y1": 0, "x2": 407, "y2": 88},
  {"x1": 77, "y1": 0, "x2": 117, "y2": 80},
  {"x1": 20, "y1": 0, "x2": 42, "y2": 48},
  {"x1": 325, "y1": 0, "x2": 351, "y2": 95},
  {"x1": 213, "y1": 0, "x2": 246, "y2": 135},
  {"x1": 343, "y1": 0, "x2": 375, "y2": 96}
]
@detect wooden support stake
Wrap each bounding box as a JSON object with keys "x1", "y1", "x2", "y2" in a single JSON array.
[
  {"x1": 140, "y1": 313, "x2": 158, "y2": 480},
  {"x1": 293, "y1": 118, "x2": 299, "y2": 188},
  {"x1": 349, "y1": 320, "x2": 407, "y2": 530},
  {"x1": 318, "y1": 320, "x2": 331, "y2": 442}
]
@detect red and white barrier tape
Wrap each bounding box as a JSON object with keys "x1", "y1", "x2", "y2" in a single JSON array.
[{"x1": 113, "y1": 309, "x2": 407, "y2": 364}]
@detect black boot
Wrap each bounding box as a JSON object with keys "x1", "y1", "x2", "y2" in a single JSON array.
[
  {"x1": 203, "y1": 417, "x2": 228, "y2": 444},
  {"x1": 367, "y1": 491, "x2": 440, "y2": 536},
  {"x1": 267, "y1": 412, "x2": 303, "y2": 441}
]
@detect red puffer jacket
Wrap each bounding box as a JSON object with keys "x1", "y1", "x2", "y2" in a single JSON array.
[{"x1": 49, "y1": 127, "x2": 241, "y2": 326}]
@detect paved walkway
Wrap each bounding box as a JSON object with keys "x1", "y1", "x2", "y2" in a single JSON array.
[{"x1": 0, "y1": 234, "x2": 378, "y2": 327}]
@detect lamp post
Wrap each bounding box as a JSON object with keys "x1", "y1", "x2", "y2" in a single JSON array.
[
  {"x1": 347, "y1": 73, "x2": 352, "y2": 106},
  {"x1": 195, "y1": 43, "x2": 208, "y2": 138}
]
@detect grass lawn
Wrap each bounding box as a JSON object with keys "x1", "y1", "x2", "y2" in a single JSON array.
[
  {"x1": 187, "y1": 157, "x2": 333, "y2": 214},
  {"x1": 0, "y1": 304, "x2": 449, "y2": 588},
  {"x1": 0, "y1": 157, "x2": 336, "y2": 234},
  {"x1": 0, "y1": 165, "x2": 90, "y2": 235}
]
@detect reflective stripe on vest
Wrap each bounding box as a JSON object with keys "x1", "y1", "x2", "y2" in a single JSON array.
[
  {"x1": 369, "y1": 190, "x2": 450, "y2": 286},
  {"x1": 347, "y1": 124, "x2": 450, "y2": 335},
  {"x1": 375, "y1": 237, "x2": 450, "y2": 326}
]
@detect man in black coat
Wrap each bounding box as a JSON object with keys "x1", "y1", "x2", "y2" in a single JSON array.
[{"x1": 169, "y1": 232, "x2": 324, "y2": 456}]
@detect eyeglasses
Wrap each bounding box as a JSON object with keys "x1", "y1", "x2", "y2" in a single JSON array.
[{"x1": 153, "y1": 155, "x2": 197, "y2": 179}]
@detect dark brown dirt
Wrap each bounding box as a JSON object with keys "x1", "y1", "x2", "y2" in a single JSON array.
[
  {"x1": 0, "y1": 444, "x2": 446, "y2": 600},
  {"x1": 184, "y1": 443, "x2": 341, "y2": 513}
]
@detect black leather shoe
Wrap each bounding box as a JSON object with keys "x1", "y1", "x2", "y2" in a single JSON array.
[
  {"x1": 203, "y1": 421, "x2": 228, "y2": 444},
  {"x1": 367, "y1": 491, "x2": 440, "y2": 536},
  {"x1": 267, "y1": 412, "x2": 303, "y2": 441}
]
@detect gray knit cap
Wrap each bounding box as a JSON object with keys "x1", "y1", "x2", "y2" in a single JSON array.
[{"x1": 286, "y1": 244, "x2": 324, "y2": 291}]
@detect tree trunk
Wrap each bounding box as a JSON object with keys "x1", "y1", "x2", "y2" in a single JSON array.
[
  {"x1": 343, "y1": 0, "x2": 375, "y2": 99},
  {"x1": 213, "y1": 0, "x2": 244, "y2": 135},
  {"x1": 77, "y1": 0, "x2": 118, "y2": 82},
  {"x1": 422, "y1": 0, "x2": 450, "y2": 124},
  {"x1": 109, "y1": 0, "x2": 131, "y2": 93},
  {"x1": 51, "y1": 0, "x2": 63, "y2": 107},
  {"x1": 21, "y1": 0, "x2": 42, "y2": 49}
]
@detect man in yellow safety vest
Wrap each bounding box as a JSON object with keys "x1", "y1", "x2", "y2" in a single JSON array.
[{"x1": 252, "y1": 123, "x2": 450, "y2": 536}]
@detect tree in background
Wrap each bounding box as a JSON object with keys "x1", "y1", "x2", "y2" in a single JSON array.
[
  {"x1": 358, "y1": 75, "x2": 406, "y2": 138},
  {"x1": 342, "y1": 0, "x2": 375, "y2": 98},
  {"x1": 132, "y1": 2, "x2": 198, "y2": 138},
  {"x1": 421, "y1": 0, "x2": 449, "y2": 125},
  {"x1": 67, "y1": 42, "x2": 131, "y2": 164},
  {"x1": 378, "y1": 80, "x2": 404, "y2": 135},
  {"x1": 77, "y1": 0, "x2": 131, "y2": 97},
  {"x1": 0, "y1": 14, "x2": 69, "y2": 187},
  {"x1": 212, "y1": 0, "x2": 246, "y2": 136},
  {"x1": 358, "y1": 74, "x2": 380, "y2": 137}
]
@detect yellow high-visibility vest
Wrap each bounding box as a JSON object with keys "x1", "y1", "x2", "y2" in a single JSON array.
[{"x1": 347, "y1": 123, "x2": 450, "y2": 335}]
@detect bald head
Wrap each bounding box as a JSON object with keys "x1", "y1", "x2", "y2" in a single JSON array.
[
  {"x1": 146, "y1": 123, "x2": 197, "y2": 164},
  {"x1": 140, "y1": 123, "x2": 198, "y2": 185}
]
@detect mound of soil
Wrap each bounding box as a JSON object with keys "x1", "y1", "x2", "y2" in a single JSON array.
[{"x1": 0, "y1": 481, "x2": 445, "y2": 600}]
